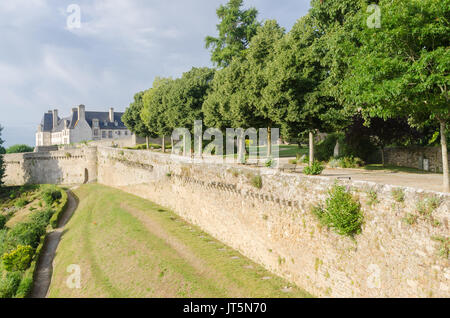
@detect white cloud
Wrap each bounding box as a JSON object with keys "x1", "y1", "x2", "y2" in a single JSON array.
[{"x1": 0, "y1": 0, "x2": 311, "y2": 147}]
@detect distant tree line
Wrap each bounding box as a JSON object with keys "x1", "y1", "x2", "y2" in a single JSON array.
[{"x1": 123, "y1": 0, "x2": 449, "y2": 191}]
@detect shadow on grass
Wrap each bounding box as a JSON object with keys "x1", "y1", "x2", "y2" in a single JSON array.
[{"x1": 363, "y1": 164, "x2": 439, "y2": 174}]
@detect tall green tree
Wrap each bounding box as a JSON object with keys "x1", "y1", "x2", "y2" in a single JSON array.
[
  {"x1": 165, "y1": 67, "x2": 215, "y2": 133},
  {"x1": 6, "y1": 144, "x2": 34, "y2": 154},
  {"x1": 263, "y1": 14, "x2": 333, "y2": 164},
  {"x1": 339, "y1": 0, "x2": 450, "y2": 191},
  {"x1": 205, "y1": 0, "x2": 260, "y2": 68},
  {"x1": 246, "y1": 20, "x2": 285, "y2": 156},
  {"x1": 122, "y1": 91, "x2": 156, "y2": 149},
  {"x1": 0, "y1": 125, "x2": 5, "y2": 186},
  {"x1": 141, "y1": 77, "x2": 175, "y2": 152}
]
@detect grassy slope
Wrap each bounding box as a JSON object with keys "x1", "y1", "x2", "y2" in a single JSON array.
[{"x1": 48, "y1": 184, "x2": 311, "y2": 298}]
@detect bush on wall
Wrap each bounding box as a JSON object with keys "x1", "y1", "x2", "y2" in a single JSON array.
[{"x1": 312, "y1": 184, "x2": 363, "y2": 237}]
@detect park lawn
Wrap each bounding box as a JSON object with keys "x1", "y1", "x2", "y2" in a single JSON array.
[
  {"x1": 364, "y1": 164, "x2": 440, "y2": 174},
  {"x1": 224, "y1": 144, "x2": 307, "y2": 159},
  {"x1": 48, "y1": 184, "x2": 311, "y2": 298}
]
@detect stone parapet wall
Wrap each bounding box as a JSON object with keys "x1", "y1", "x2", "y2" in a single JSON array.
[
  {"x1": 385, "y1": 146, "x2": 448, "y2": 173},
  {"x1": 2, "y1": 147, "x2": 98, "y2": 185},
  {"x1": 97, "y1": 147, "x2": 450, "y2": 298},
  {"x1": 2, "y1": 146, "x2": 449, "y2": 297}
]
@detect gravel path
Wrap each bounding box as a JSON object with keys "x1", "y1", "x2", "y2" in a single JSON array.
[{"x1": 29, "y1": 189, "x2": 78, "y2": 298}]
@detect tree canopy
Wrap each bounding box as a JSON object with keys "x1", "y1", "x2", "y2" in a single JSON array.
[
  {"x1": 205, "y1": 0, "x2": 260, "y2": 68},
  {"x1": 123, "y1": 0, "x2": 450, "y2": 191},
  {"x1": 5, "y1": 144, "x2": 34, "y2": 154}
]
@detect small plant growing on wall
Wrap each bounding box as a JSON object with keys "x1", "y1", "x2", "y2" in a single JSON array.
[
  {"x1": 250, "y1": 175, "x2": 263, "y2": 189},
  {"x1": 303, "y1": 161, "x2": 324, "y2": 176},
  {"x1": 391, "y1": 188, "x2": 405, "y2": 203},
  {"x1": 312, "y1": 184, "x2": 363, "y2": 237},
  {"x1": 431, "y1": 236, "x2": 449, "y2": 260},
  {"x1": 366, "y1": 188, "x2": 379, "y2": 207},
  {"x1": 65, "y1": 152, "x2": 72, "y2": 158},
  {"x1": 403, "y1": 213, "x2": 418, "y2": 226}
]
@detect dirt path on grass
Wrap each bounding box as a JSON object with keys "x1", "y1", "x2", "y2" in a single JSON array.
[
  {"x1": 30, "y1": 189, "x2": 78, "y2": 298},
  {"x1": 120, "y1": 203, "x2": 245, "y2": 297}
]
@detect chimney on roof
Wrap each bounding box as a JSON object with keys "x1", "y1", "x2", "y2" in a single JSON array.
[
  {"x1": 78, "y1": 104, "x2": 85, "y2": 121},
  {"x1": 52, "y1": 109, "x2": 58, "y2": 129},
  {"x1": 109, "y1": 107, "x2": 114, "y2": 122}
]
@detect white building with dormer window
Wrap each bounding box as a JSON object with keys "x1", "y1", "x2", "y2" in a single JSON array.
[{"x1": 36, "y1": 105, "x2": 133, "y2": 146}]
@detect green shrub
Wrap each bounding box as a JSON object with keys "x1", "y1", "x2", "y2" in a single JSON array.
[
  {"x1": 49, "y1": 190, "x2": 68, "y2": 229},
  {"x1": 6, "y1": 144, "x2": 34, "y2": 154},
  {"x1": 250, "y1": 175, "x2": 263, "y2": 189},
  {"x1": 303, "y1": 161, "x2": 324, "y2": 175},
  {"x1": 2, "y1": 245, "x2": 34, "y2": 272},
  {"x1": 312, "y1": 184, "x2": 363, "y2": 237},
  {"x1": 14, "y1": 273, "x2": 33, "y2": 298},
  {"x1": 0, "y1": 271, "x2": 22, "y2": 298},
  {"x1": 5, "y1": 221, "x2": 46, "y2": 251},
  {"x1": 0, "y1": 215, "x2": 6, "y2": 230},
  {"x1": 41, "y1": 186, "x2": 62, "y2": 206},
  {"x1": 315, "y1": 134, "x2": 344, "y2": 162},
  {"x1": 30, "y1": 208, "x2": 55, "y2": 229},
  {"x1": 14, "y1": 198, "x2": 28, "y2": 209},
  {"x1": 338, "y1": 156, "x2": 365, "y2": 168}
]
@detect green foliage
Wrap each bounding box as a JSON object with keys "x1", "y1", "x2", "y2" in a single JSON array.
[
  {"x1": 0, "y1": 271, "x2": 21, "y2": 298},
  {"x1": 2, "y1": 245, "x2": 33, "y2": 272},
  {"x1": 5, "y1": 144, "x2": 34, "y2": 154},
  {"x1": 431, "y1": 236, "x2": 449, "y2": 260},
  {"x1": 312, "y1": 184, "x2": 363, "y2": 237},
  {"x1": 315, "y1": 134, "x2": 343, "y2": 162},
  {"x1": 41, "y1": 185, "x2": 62, "y2": 206},
  {"x1": 366, "y1": 189, "x2": 379, "y2": 207},
  {"x1": 123, "y1": 91, "x2": 157, "y2": 143},
  {"x1": 303, "y1": 161, "x2": 324, "y2": 176},
  {"x1": 250, "y1": 174, "x2": 262, "y2": 189},
  {"x1": 205, "y1": 0, "x2": 260, "y2": 67},
  {"x1": 403, "y1": 213, "x2": 418, "y2": 226},
  {"x1": 337, "y1": 156, "x2": 365, "y2": 169},
  {"x1": 392, "y1": 188, "x2": 405, "y2": 203},
  {"x1": 31, "y1": 208, "x2": 55, "y2": 229},
  {"x1": 5, "y1": 221, "x2": 46, "y2": 251},
  {"x1": 49, "y1": 190, "x2": 68, "y2": 229},
  {"x1": 416, "y1": 196, "x2": 442, "y2": 217},
  {"x1": 14, "y1": 198, "x2": 28, "y2": 208},
  {"x1": 0, "y1": 215, "x2": 6, "y2": 230}
]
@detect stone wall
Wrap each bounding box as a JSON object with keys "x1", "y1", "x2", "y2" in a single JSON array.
[
  {"x1": 2, "y1": 146, "x2": 449, "y2": 297},
  {"x1": 97, "y1": 147, "x2": 450, "y2": 298},
  {"x1": 2, "y1": 147, "x2": 98, "y2": 185},
  {"x1": 385, "y1": 146, "x2": 448, "y2": 173}
]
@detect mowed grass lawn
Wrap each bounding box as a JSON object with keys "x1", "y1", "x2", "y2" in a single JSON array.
[{"x1": 48, "y1": 184, "x2": 311, "y2": 298}]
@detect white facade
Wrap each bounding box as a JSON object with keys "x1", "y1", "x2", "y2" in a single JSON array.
[{"x1": 36, "y1": 105, "x2": 132, "y2": 147}]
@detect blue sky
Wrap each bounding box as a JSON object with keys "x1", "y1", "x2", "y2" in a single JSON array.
[{"x1": 0, "y1": 0, "x2": 311, "y2": 147}]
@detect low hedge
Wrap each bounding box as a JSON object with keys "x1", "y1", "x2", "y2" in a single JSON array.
[
  {"x1": 49, "y1": 190, "x2": 68, "y2": 229},
  {"x1": 13, "y1": 232, "x2": 47, "y2": 298}
]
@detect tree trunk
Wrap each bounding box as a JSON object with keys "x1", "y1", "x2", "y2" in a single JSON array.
[
  {"x1": 146, "y1": 136, "x2": 149, "y2": 150},
  {"x1": 162, "y1": 135, "x2": 165, "y2": 153},
  {"x1": 381, "y1": 146, "x2": 385, "y2": 167},
  {"x1": 440, "y1": 119, "x2": 449, "y2": 192},
  {"x1": 309, "y1": 131, "x2": 315, "y2": 166},
  {"x1": 267, "y1": 126, "x2": 272, "y2": 158}
]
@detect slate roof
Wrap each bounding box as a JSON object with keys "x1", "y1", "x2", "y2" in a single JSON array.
[{"x1": 39, "y1": 109, "x2": 127, "y2": 132}]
